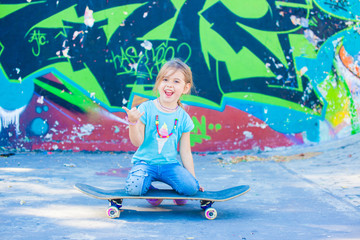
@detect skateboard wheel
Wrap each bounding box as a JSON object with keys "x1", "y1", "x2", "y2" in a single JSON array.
[
  {"x1": 173, "y1": 199, "x2": 187, "y2": 205},
  {"x1": 146, "y1": 199, "x2": 163, "y2": 206},
  {"x1": 107, "y1": 206, "x2": 120, "y2": 219},
  {"x1": 204, "y1": 208, "x2": 217, "y2": 220}
]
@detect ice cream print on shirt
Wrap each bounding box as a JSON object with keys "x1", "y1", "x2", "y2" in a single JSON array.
[
  {"x1": 155, "y1": 115, "x2": 178, "y2": 154},
  {"x1": 156, "y1": 122, "x2": 168, "y2": 154}
]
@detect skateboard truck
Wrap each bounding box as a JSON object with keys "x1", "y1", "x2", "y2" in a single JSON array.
[
  {"x1": 200, "y1": 200, "x2": 214, "y2": 209},
  {"x1": 107, "y1": 199, "x2": 123, "y2": 218}
]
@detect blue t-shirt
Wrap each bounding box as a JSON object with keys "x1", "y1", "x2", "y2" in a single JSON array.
[{"x1": 131, "y1": 100, "x2": 194, "y2": 165}]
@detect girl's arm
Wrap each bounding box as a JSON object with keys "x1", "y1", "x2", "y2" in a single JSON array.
[
  {"x1": 122, "y1": 106, "x2": 145, "y2": 147},
  {"x1": 128, "y1": 121, "x2": 145, "y2": 147},
  {"x1": 179, "y1": 132, "x2": 204, "y2": 191},
  {"x1": 179, "y1": 132, "x2": 196, "y2": 176}
]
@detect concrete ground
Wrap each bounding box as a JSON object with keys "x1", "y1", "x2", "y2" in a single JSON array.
[{"x1": 0, "y1": 134, "x2": 360, "y2": 240}]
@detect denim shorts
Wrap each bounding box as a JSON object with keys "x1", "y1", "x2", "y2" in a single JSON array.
[{"x1": 125, "y1": 161, "x2": 200, "y2": 196}]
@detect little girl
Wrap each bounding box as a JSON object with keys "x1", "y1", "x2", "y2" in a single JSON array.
[{"x1": 122, "y1": 58, "x2": 203, "y2": 197}]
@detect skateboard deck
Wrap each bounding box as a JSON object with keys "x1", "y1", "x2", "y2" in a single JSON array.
[{"x1": 75, "y1": 183, "x2": 250, "y2": 220}]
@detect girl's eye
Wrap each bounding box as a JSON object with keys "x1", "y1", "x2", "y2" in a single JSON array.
[{"x1": 163, "y1": 78, "x2": 168, "y2": 82}]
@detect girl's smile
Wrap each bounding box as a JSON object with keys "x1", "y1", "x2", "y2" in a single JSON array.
[{"x1": 164, "y1": 89, "x2": 174, "y2": 97}]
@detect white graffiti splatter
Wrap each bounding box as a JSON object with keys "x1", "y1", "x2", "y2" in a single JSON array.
[
  {"x1": 300, "y1": 66, "x2": 308, "y2": 76},
  {"x1": 290, "y1": 15, "x2": 309, "y2": 28},
  {"x1": 70, "y1": 124, "x2": 95, "y2": 140},
  {"x1": 141, "y1": 40, "x2": 153, "y2": 50},
  {"x1": 243, "y1": 131, "x2": 253, "y2": 141},
  {"x1": 304, "y1": 29, "x2": 322, "y2": 48},
  {"x1": 84, "y1": 6, "x2": 95, "y2": 27},
  {"x1": 248, "y1": 122, "x2": 268, "y2": 129},
  {"x1": 37, "y1": 96, "x2": 44, "y2": 104},
  {"x1": 0, "y1": 106, "x2": 26, "y2": 135}
]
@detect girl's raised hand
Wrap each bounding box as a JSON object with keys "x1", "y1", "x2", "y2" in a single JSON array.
[{"x1": 122, "y1": 106, "x2": 144, "y2": 124}]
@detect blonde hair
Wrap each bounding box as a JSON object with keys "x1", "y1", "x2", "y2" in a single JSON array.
[{"x1": 153, "y1": 58, "x2": 194, "y2": 108}]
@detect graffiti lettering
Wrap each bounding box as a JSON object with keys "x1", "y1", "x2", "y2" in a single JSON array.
[
  {"x1": 111, "y1": 41, "x2": 191, "y2": 79},
  {"x1": 28, "y1": 30, "x2": 48, "y2": 57},
  {"x1": 190, "y1": 115, "x2": 222, "y2": 146},
  {"x1": 191, "y1": 116, "x2": 211, "y2": 146},
  {"x1": 111, "y1": 47, "x2": 144, "y2": 75}
]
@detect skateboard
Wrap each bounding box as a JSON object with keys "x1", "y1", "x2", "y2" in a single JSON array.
[{"x1": 75, "y1": 183, "x2": 250, "y2": 220}]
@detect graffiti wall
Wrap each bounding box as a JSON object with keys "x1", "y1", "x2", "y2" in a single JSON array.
[{"x1": 0, "y1": 0, "x2": 360, "y2": 152}]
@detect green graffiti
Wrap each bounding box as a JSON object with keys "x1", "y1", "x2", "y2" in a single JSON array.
[
  {"x1": 208, "y1": 123, "x2": 222, "y2": 131},
  {"x1": 0, "y1": 41, "x2": 3, "y2": 57},
  {"x1": 111, "y1": 47, "x2": 146, "y2": 76},
  {"x1": 190, "y1": 115, "x2": 222, "y2": 146},
  {"x1": 0, "y1": 2, "x2": 44, "y2": 19},
  {"x1": 111, "y1": 41, "x2": 191, "y2": 80},
  {"x1": 25, "y1": 4, "x2": 77, "y2": 37},
  {"x1": 141, "y1": 0, "x2": 186, "y2": 40},
  {"x1": 95, "y1": 3, "x2": 145, "y2": 44},
  {"x1": 28, "y1": 30, "x2": 48, "y2": 57},
  {"x1": 191, "y1": 115, "x2": 211, "y2": 146},
  {"x1": 33, "y1": 75, "x2": 89, "y2": 112}
]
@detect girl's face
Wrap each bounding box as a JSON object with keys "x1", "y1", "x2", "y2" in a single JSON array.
[{"x1": 157, "y1": 69, "x2": 191, "y2": 106}]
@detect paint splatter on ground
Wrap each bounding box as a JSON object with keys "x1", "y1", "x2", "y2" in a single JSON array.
[
  {"x1": 96, "y1": 167, "x2": 131, "y2": 177},
  {"x1": 217, "y1": 152, "x2": 323, "y2": 165}
]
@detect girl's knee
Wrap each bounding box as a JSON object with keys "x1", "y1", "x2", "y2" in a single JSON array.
[
  {"x1": 182, "y1": 187, "x2": 198, "y2": 196},
  {"x1": 125, "y1": 185, "x2": 143, "y2": 196},
  {"x1": 177, "y1": 181, "x2": 199, "y2": 196},
  {"x1": 125, "y1": 168, "x2": 149, "y2": 196}
]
